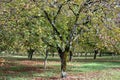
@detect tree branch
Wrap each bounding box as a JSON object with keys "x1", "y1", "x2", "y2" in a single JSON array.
[
  {"x1": 43, "y1": 10, "x2": 62, "y2": 40},
  {"x1": 68, "y1": 1, "x2": 85, "y2": 44},
  {"x1": 53, "y1": 4, "x2": 63, "y2": 23},
  {"x1": 68, "y1": 5, "x2": 77, "y2": 16},
  {"x1": 41, "y1": 37, "x2": 56, "y2": 48},
  {"x1": 66, "y1": 0, "x2": 96, "y2": 50},
  {"x1": 53, "y1": 0, "x2": 71, "y2": 23}
]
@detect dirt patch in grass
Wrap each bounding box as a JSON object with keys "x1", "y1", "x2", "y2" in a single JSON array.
[
  {"x1": 0, "y1": 60, "x2": 45, "y2": 77},
  {"x1": 17, "y1": 60, "x2": 43, "y2": 66},
  {"x1": 1, "y1": 66, "x2": 44, "y2": 74}
]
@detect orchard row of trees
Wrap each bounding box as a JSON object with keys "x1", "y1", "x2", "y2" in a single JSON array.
[{"x1": 0, "y1": 0, "x2": 120, "y2": 78}]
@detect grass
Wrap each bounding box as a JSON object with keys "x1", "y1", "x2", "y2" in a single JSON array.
[
  {"x1": 92, "y1": 69, "x2": 120, "y2": 80},
  {"x1": 0, "y1": 77, "x2": 30, "y2": 80},
  {"x1": 67, "y1": 62, "x2": 120, "y2": 74},
  {"x1": 0, "y1": 55, "x2": 120, "y2": 80}
]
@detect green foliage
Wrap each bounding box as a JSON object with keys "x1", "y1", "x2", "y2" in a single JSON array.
[{"x1": 0, "y1": 0, "x2": 119, "y2": 55}]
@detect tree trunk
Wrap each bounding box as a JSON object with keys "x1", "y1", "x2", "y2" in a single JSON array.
[
  {"x1": 93, "y1": 53, "x2": 97, "y2": 59},
  {"x1": 44, "y1": 49, "x2": 48, "y2": 69},
  {"x1": 52, "y1": 53, "x2": 54, "y2": 57},
  {"x1": 28, "y1": 48, "x2": 35, "y2": 60},
  {"x1": 59, "y1": 51, "x2": 67, "y2": 78},
  {"x1": 99, "y1": 51, "x2": 102, "y2": 57},
  {"x1": 81, "y1": 53, "x2": 83, "y2": 56},
  {"x1": 93, "y1": 49, "x2": 98, "y2": 59},
  {"x1": 28, "y1": 53, "x2": 33, "y2": 60},
  {"x1": 69, "y1": 51, "x2": 73, "y2": 61},
  {"x1": 85, "y1": 52, "x2": 87, "y2": 59}
]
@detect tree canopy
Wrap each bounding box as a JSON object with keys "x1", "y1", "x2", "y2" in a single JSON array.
[{"x1": 0, "y1": 0, "x2": 120, "y2": 78}]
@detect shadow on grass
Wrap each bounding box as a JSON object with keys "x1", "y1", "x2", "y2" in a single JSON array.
[
  {"x1": 72, "y1": 55, "x2": 120, "y2": 62},
  {"x1": 0, "y1": 60, "x2": 55, "y2": 79},
  {"x1": 1, "y1": 56, "x2": 61, "y2": 62},
  {"x1": 0, "y1": 65, "x2": 43, "y2": 76}
]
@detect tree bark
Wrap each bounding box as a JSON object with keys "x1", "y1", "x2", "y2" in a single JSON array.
[
  {"x1": 93, "y1": 53, "x2": 97, "y2": 59},
  {"x1": 85, "y1": 52, "x2": 87, "y2": 59},
  {"x1": 59, "y1": 51, "x2": 68, "y2": 78},
  {"x1": 28, "y1": 48, "x2": 35, "y2": 60},
  {"x1": 93, "y1": 49, "x2": 98, "y2": 59},
  {"x1": 69, "y1": 51, "x2": 73, "y2": 61},
  {"x1": 52, "y1": 53, "x2": 55, "y2": 57},
  {"x1": 99, "y1": 51, "x2": 102, "y2": 57},
  {"x1": 61, "y1": 52, "x2": 67, "y2": 78},
  {"x1": 44, "y1": 49, "x2": 48, "y2": 69}
]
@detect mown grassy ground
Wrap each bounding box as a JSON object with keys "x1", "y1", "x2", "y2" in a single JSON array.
[{"x1": 0, "y1": 55, "x2": 120, "y2": 80}]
